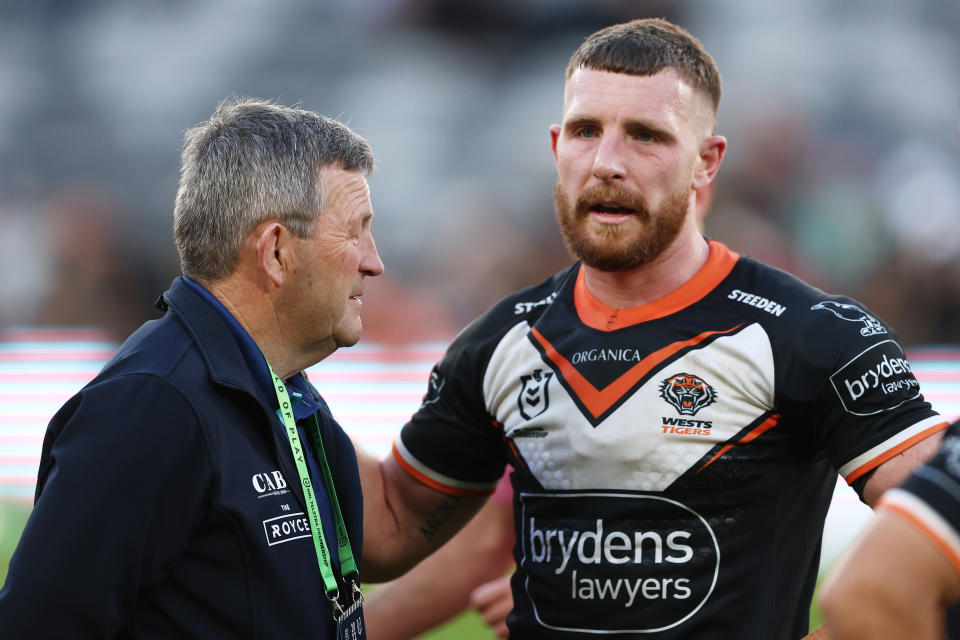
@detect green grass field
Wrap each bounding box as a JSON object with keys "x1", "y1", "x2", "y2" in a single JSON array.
[
  {"x1": 0, "y1": 501, "x2": 31, "y2": 587},
  {"x1": 0, "y1": 500, "x2": 824, "y2": 638}
]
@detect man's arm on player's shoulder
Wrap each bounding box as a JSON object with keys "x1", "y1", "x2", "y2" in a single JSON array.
[
  {"x1": 354, "y1": 443, "x2": 487, "y2": 582},
  {"x1": 819, "y1": 508, "x2": 960, "y2": 639},
  {"x1": 861, "y1": 430, "x2": 945, "y2": 506}
]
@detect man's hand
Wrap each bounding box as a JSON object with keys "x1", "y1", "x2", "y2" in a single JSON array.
[{"x1": 470, "y1": 575, "x2": 513, "y2": 639}]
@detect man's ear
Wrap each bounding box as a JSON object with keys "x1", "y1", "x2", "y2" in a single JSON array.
[
  {"x1": 253, "y1": 221, "x2": 293, "y2": 288},
  {"x1": 550, "y1": 124, "x2": 561, "y2": 164},
  {"x1": 693, "y1": 135, "x2": 727, "y2": 190}
]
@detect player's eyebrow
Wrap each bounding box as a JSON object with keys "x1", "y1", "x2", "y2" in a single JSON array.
[
  {"x1": 623, "y1": 119, "x2": 676, "y2": 144},
  {"x1": 563, "y1": 117, "x2": 599, "y2": 133}
]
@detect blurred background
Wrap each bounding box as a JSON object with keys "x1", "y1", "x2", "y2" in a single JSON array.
[
  {"x1": 1, "y1": 0, "x2": 960, "y2": 635},
  {"x1": 1, "y1": 0, "x2": 959, "y2": 344}
]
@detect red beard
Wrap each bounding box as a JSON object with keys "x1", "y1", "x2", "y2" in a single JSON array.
[{"x1": 554, "y1": 181, "x2": 689, "y2": 271}]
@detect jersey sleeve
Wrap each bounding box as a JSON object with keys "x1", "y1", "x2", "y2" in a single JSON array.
[
  {"x1": 878, "y1": 420, "x2": 960, "y2": 575},
  {"x1": 784, "y1": 296, "x2": 947, "y2": 485},
  {"x1": 395, "y1": 314, "x2": 514, "y2": 496},
  {"x1": 0, "y1": 375, "x2": 212, "y2": 636}
]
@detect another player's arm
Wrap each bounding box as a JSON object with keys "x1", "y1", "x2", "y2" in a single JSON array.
[
  {"x1": 802, "y1": 429, "x2": 945, "y2": 640},
  {"x1": 819, "y1": 508, "x2": 960, "y2": 639},
  {"x1": 354, "y1": 443, "x2": 487, "y2": 582},
  {"x1": 364, "y1": 497, "x2": 515, "y2": 640}
]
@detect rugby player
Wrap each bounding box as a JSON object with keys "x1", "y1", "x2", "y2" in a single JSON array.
[
  {"x1": 819, "y1": 420, "x2": 960, "y2": 638},
  {"x1": 357, "y1": 18, "x2": 946, "y2": 639}
]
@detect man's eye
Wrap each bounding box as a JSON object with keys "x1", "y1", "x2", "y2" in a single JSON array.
[
  {"x1": 578, "y1": 127, "x2": 597, "y2": 139},
  {"x1": 636, "y1": 131, "x2": 657, "y2": 142}
]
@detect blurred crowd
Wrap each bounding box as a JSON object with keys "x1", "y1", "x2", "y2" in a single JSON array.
[{"x1": 1, "y1": 0, "x2": 958, "y2": 345}]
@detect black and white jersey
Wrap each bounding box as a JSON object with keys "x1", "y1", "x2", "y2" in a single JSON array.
[
  {"x1": 881, "y1": 419, "x2": 960, "y2": 577},
  {"x1": 396, "y1": 240, "x2": 946, "y2": 639}
]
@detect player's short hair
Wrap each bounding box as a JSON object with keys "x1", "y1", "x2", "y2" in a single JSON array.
[
  {"x1": 173, "y1": 97, "x2": 374, "y2": 282},
  {"x1": 566, "y1": 18, "x2": 721, "y2": 115}
]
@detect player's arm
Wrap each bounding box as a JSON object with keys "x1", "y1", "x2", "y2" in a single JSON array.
[
  {"x1": 819, "y1": 507, "x2": 960, "y2": 639},
  {"x1": 364, "y1": 496, "x2": 515, "y2": 640},
  {"x1": 355, "y1": 444, "x2": 487, "y2": 582},
  {"x1": 860, "y1": 431, "x2": 945, "y2": 506}
]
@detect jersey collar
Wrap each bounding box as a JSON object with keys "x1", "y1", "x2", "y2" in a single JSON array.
[{"x1": 573, "y1": 239, "x2": 739, "y2": 331}]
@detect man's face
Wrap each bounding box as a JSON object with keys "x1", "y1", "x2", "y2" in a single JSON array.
[
  {"x1": 291, "y1": 166, "x2": 383, "y2": 353},
  {"x1": 550, "y1": 67, "x2": 713, "y2": 271}
]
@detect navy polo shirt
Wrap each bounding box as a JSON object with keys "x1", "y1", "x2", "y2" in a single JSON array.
[{"x1": 183, "y1": 277, "x2": 345, "y2": 578}]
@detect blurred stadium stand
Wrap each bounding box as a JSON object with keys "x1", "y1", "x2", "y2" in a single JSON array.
[{"x1": 0, "y1": 1, "x2": 958, "y2": 346}]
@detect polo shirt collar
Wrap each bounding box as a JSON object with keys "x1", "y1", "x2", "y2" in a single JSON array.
[{"x1": 179, "y1": 277, "x2": 322, "y2": 421}]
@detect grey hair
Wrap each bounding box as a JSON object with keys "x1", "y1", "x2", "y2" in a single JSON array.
[{"x1": 173, "y1": 97, "x2": 375, "y2": 282}]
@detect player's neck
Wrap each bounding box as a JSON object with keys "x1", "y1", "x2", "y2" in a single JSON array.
[{"x1": 580, "y1": 226, "x2": 710, "y2": 310}]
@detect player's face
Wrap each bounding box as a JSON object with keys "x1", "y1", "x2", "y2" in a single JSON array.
[
  {"x1": 550, "y1": 68, "x2": 712, "y2": 271},
  {"x1": 291, "y1": 167, "x2": 383, "y2": 353}
]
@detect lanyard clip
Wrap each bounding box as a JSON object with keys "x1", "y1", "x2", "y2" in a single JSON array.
[
  {"x1": 326, "y1": 589, "x2": 345, "y2": 618},
  {"x1": 349, "y1": 579, "x2": 364, "y2": 604}
]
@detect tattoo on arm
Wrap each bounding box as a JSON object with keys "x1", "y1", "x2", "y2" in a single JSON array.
[{"x1": 419, "y1": 494, "x2": 462, "y2": 542}]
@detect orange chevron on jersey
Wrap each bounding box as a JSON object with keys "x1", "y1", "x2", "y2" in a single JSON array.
[{"x1": 529, "y1": 323, "x2": 744, "y2": 420}]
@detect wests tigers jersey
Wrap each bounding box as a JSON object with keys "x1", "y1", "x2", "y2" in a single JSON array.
[{"x1": 396, "y1": 240, "x2": 946, "y2": 639}]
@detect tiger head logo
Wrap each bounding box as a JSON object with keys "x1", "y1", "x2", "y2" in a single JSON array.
[{"x1": 659, "y1": 373, "x2": 717, "y2": 416}]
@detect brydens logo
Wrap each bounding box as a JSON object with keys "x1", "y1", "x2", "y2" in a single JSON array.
[
  {"x1": 520, "y1": 492, "x2": 719, "y2": 634},
  {"x1": 830, "y1": 340, "x2": 919, "y2": 415},
  {"x1": 659, "y1": 373, "x2": 717, "y2": 416}
]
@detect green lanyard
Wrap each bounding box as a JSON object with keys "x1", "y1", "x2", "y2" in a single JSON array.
[{"x1": 266, "y1": 360, "x2": 359, "y2": 607}]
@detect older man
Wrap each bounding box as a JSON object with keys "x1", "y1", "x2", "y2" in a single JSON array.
[{"x1": 0, "y1": 98, "x2": 383, "y2": 638}]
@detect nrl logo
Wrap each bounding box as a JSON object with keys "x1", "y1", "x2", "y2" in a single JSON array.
[
  {"x1": 518, "y1": 369, "x2": 553, "y2": 420},
  {"x1": 659, "y1": 373, "x2": 717, "y2": 416},
  {"x1": 811, "y1": 301, "x2": 887, "y2": 337}
]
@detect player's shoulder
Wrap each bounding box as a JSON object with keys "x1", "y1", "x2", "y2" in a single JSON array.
[
  {"x1": 724, "y1": 254, "x2": 908, "y2": 382},
  {"x1": 724, "y1": 254, "x2": 886, "y2": 336},
  {"x1": 722, "y1": 254, "x2": 830, "y2": 317}
]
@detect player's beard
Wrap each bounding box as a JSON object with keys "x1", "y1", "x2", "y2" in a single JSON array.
[{"x1": 554, "y1": 181, "x2": 690, "y2": 272}]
